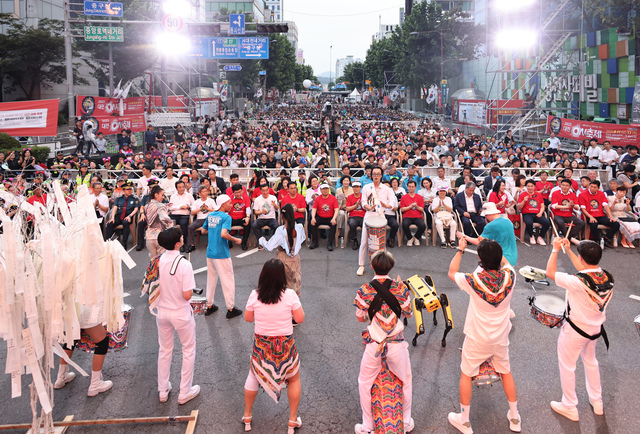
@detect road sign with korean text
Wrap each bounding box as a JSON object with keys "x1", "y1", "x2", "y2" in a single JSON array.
[
  {"x1": 84, "y1": 26, "x2": 124, "y2": 42},
  {"x1": 84, "y1": 1, "x2": 123, "y2": 17}
]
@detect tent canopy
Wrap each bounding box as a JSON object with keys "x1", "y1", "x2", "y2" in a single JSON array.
[{"x1": 349, "y1": 88, "x2": 360, "y2": 96}]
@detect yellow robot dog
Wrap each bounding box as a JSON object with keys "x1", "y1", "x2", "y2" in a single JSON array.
[{"x1": 404, "y1": 275, "x2": 453, "y2": 347}]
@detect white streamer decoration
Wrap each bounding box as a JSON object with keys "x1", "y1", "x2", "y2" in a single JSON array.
[{"x1": 0, "y1": 182, "x2": 135, "y2": 432}]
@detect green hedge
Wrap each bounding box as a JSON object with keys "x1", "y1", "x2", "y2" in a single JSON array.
[{"x1": 0, "y1": 133, "x2": 21, "y2": 149}]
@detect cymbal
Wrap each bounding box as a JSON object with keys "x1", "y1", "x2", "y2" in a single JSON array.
[{"x1": 519, "y1": 266, "x2": 547, "y2": 281}]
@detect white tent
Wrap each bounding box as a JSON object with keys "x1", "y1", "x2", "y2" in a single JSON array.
[{"x1": 349, "y1": 88, "x2": 361, "y2": 102}]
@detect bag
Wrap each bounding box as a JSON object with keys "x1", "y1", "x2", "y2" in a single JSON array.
[
  {"x1": 436, "y1": 211, "x2": 453, "y2": 225},
  {"x1": 141, "y1": 254, "x2": 185, "y2": 315}
]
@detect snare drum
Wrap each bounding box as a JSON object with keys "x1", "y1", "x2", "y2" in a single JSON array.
[
  {"x1": 77, "y1": 304, "x2": 133, "y2": 353},
  {"x1": 530, "y1": 294, "x2": 565, "y2": 328},
  {"x1": 365, "y1": 214, "x2": 387, "y2": 267},
  {"x1": 190, "y1": 296, "x2": 208, "y2": 315},
  {"x1": 634, "y1": 315, "x2": 640, "y2": 338},
  {"x1": 472, "y1": 358, "x2": 501, "y2": 387}
]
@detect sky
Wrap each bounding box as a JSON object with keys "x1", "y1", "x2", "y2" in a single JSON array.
[{"x1": 282, "y1": 0, "x2": 405, "y2": 77}]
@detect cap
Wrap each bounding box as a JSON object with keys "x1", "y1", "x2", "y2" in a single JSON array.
[
  {"x1": 56, "y1": 151, "x2": 64, "y2": 156},
  {"x1": 320, "y1": 183, "x2": 330, "y2": 189},
  {"x1": 214, "y1": 194, "x2": 231, "y2": 210},
  {"x1": 437, "y1": 186, "x2": 448, "y2": 192},
  {"x1": 147, "y1": 178, "x2": 160, "y2": 187},
  {"x1": 352, "y1": 181, "x2": 362, "y2": 187},
  {"x1": 116, "y1": 176, "x2": 125, "y2": 182},
  {"x1": 122, "y1": 181, "x2": 134, "y2": 189},
  {"x1": 481, "y1": 202, "x2": 501, "y2": 216}
]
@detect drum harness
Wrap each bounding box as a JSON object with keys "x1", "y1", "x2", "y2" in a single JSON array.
[
  {"x1": 367, "y1": 279, "x2": 403, "y2": 325},
  {"x1": 564, "y1": 271, "x2": 614, "y2": 350}
]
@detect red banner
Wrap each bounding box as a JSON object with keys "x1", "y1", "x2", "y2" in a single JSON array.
[
  {"x1": 76, "y1": 95, "x2": 145, "y2": 117},
  {"x1": 92, "y1": 114, "x2": 147, "y2": 135},
  {"x1": 546, "y1": 116, "x2": 640, "y2": 147},
  {"x1": 0, "y1": 99, "x2": 59, "y2": 136}
]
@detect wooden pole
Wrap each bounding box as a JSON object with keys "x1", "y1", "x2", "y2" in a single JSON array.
[{"x1": 0, "y1": 414, "x2": 197, "y2": 431}]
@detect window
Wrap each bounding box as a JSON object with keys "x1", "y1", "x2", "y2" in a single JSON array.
[{"x1": 462, "y1": 1, "x2": 472, "y2": 11}]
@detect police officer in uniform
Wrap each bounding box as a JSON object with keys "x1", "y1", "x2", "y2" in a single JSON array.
[{"x1": 106, "y1": 181, "x2": 140, "y2": 248}]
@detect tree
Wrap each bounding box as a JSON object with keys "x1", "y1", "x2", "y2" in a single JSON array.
[
  {"x1": 261, "y1": 34, "x2": 296, "y2": 92},
  {"x1": 223, "y1": 59, "x2": 262, "y2": 91},
  {"x1": 363, "y1": 38, "x2": 395, "y2": 89},
  {"x1": 577, "y1": 0, "x2": 639, "y2": 33},
  {"x1": 338, "y1": 61, "x2": 365, "y2": 90},
  {"x1": 0, "y1": 14, "x2": 87, "y2": 100},
  {"x1": 293, "y1": 63, "x2": 318, "y2": 91}
]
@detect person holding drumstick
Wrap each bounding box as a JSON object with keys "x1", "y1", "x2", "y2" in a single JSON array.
[
  {"x1": 447, "y1": 238, "x2": 521, "y2": 434},
  {"x1": 545, "y1": 238, "x2": 614, "y2": 421}
]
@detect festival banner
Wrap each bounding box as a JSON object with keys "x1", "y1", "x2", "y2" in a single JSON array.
[
  {"x1": 546, "y1": 116, "x2": 640, "y2": 147},
  {"x1": 91, "y1": 114, "x2": 147, "y2": 134},
  {"x1": 76, "y1": 95, "x2": 145, "y2": 117},
  {"x1": 632, "y1": 82, "x2": 640, "y2": 125},
  {"x1": 0, "y1": 99, "x2": 59, "y2": 136}
]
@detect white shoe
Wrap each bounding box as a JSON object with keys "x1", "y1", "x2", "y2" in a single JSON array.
[
  {"x1": 87, "y1": 371, "x2": 113, "y2": 397},
  {"x1": 405, "y1": 417, "x2": 415, "y2": 432},
  {"x1": 406, "y1": 238, "x2": 413, "y2": 247},
  {"x1": 550, "y1": 401, "x2": 579, "y2": 421},
  {"x1": 356, "y1": 266, "x2": 365, "y2": 276},
  {"x1": 448, "y1": 412, "x2": 473, "y2": 434},
  {"x1": 178, "y1": 385, "x2": 200, "y2": 404},
  {"x1": 414, "y1": 238, "x2": 420, "y2": 246},
  {"x1": 159, "y1": 381, "x2": 172, "y2": 403},
  {"x1": 509, "y1": 308, "x2": 516, "y2": 319},
  {"x1": 354, "y1": 424, "x2": 371, "y2": 434},
  {"x1": 537, "y1": 236, "x2": 546, "y2": 246},
  {"x1": 589, "y1": 399, "x2": 604, "y2": 416},
  {"x1": 508, "y1": 411, "x2": 521, "y2": 432},
  {"x1": 529, "y1": 236, "x2": 536, "y2": 245},
  {"x1": 54, "y1": 365, "x2": 76, "y2": 389},
  {"x1": 570, "y1": 237, "x2": 581, "y2": 246}
]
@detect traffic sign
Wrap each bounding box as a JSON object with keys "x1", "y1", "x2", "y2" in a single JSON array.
[
  {"x1": 162, "y1": 14, "x2": 183, "y2": 33},
  {"x1": 229, "y1": 14, "x2": 245, "y2": 35},
  {"x1": 258, "y1": 70, "x2": 267, "y2": 75},
  {"x1": 223, "y1": 64, "x2": 242, "y2": 71},
  {"x1": 84, "y1": 1, "x2": 123, "y2": 17},
  {"x1": 84, "y1": 26, "x2": 124, "y2": 42},
  {"x1": 187, "y1": 37, "x2": 269, "y2": 59}
]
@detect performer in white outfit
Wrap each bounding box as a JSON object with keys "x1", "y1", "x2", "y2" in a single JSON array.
[{"x1": 357, "y1": 166, "x2": 396, "y2": 276}]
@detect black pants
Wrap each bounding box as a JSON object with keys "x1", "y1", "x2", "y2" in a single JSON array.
[
  {"x1": 553, "y1": 215, "x2": 585, "y2": 239},
  {"x1": 252, "y1": 218, "x2": 279, "y2": 241},
  {"x1": 231, "y1": 218, "x2": 251, "y2": 244},
  {"x1": 348, "y1": 216, "x2": 363, "y2": 241},
  {"x1": 171, "y1": 215, "x2": 190, "y2": 240},
  {"x1": 384, "y1": 214, "x2": 399, "y2": 241},
  {"x1": 402, "y1": 217, "x2": 426, "y2": 241},
  {"x1": 424, "y1": 208, "x2": 433, "y2": 230},
  {"x1": 311, "y1": 216, "x2": 336, "y2": 244},
  {"x1": 295, "y1": 217, "x2": 305, "y2": 225},
  {"x1": 106, "y1": 215, "x2": 132, "y2": 246},
  {"x1": 137, "y1": 219, "x2": 147, "y2": 248},
  {"x1": 523, "y1": 213, "x2": 550, "y2": 238},
  {"x1": 588, "y1": 216, "x2": 620, "y2": 242},
  {"x1": 460, "y1": 213, "x2": 485, "y2": 236}
]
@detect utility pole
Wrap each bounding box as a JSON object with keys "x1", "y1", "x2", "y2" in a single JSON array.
[
  {"x1": 108, "y1": 22, "x2": 114, "y2": 94},
  {"x1": 64, "y1": 1, "x2": 74, "y2": 126}
]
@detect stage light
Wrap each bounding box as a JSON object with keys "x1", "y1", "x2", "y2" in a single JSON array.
[
  {"x1": 494, "y1": 0, "x2": 535, "y2": 12},
  {"x1": 155, "y1": 33, "x2": 191, "y2": 54},
  {"x1": 496, "y1": 30, "x2": 537, "y2": 49},
  {"x1": 162, "y1": 0, "x2": 190, "y2": 17}
]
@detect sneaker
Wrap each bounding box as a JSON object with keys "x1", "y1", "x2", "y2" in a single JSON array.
[
  {"x1": 186, "y1": 245, "x2": 196, "y2": 253},
  {"x1": 327, "y1": 242, "x2": 334, "y2": 251},
  {"x1": 159, "y1": 381, "x2": 172, "y2": 403},
  {"x1": 309, "y1": 242, "x2": 319, "y2": 250},
  {"x1": 589, "y1": 399, "x2": 604, "y2": 416},
  {"x1": 178, "y1": 385, "x2": 200, "y2": 405},
  {"x1": 226, "y1": 307, "x2": 243, "y2": 319},
  {"x1": 530, "y1": 236, "x2": 536, "y2": 245},
  {"x1": 441, "y1": 242, "x2": 447, "y2": 249},
  {"x1": 448, "y1": 412, "x2": 473, "y2": 434},
  {"x1": 449, "y1": 241, "x2": 456, "y2": 248},
  {"x1": 356, "y1": 266, "x2": 365, "y2": 276},
  {"x1": 406, "y1": 238, "x2": 414, "y2": 247},
  {"x1": 354, "y1": 424, "x2": 371, "y2": 434},
  {"x1": 204, "y1": 305, "x2": 218, "y2": 316},
  {"x1": 352, "y1": 239, "x2": 359, "y2": 250},
  {"x1": 87, "y1": 374, "x2": 113, "y2": 397},
  {"x1": 537, "y1": 236, "x2": 546, "y2": 246},
  {"x1": 414, "y1": 238, "x2": 420, "y2": 246},
  {"x1": 550, "y1": 401, "x2": 579, "y2": 422},
  {"x1": 405, "y1": 417, "x2": 415, "y2": 432},
  {"x1": 508, "y1": 411, "x2": 521, "y2": 432},
  {"x1": 54, "y1": 369, "x2": 76, "y2": 389},
  {"x1": 241, "y1": 242, "x2": 248, "y2": 250},
  {"x1": 570, "y1": 237, "x2": 581, "y2": 246}
]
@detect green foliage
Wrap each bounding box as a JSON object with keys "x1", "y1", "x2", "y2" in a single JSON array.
[
  {"x1": 0, "y1": 133, "x2": 21, "y2": 149},
  {"x1": 338, "y1": 62, "x2": 365, "y2": 90},
  {"x1": 0, "y1": 14, "x2": 88, "y2": 100},
  {"x1": 224, "y1": 59, "x2": 262, "y2": 90},
  {"x1": 363, "y1": 37, "x2": 396, "y2": 89},
  {"x1": 293, "y1": 64, "x2": 318, "y2": 91},
  {"x1": 578, "y1": 0, "x2": 639, "y2": 33},
  {"x1": 262, "y1": 34, "x2": 296, "y2": 92}
]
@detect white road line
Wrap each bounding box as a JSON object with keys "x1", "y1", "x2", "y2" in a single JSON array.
[
  {"x1": 193, "y1": 266, "x2": 207, "y2": 275},
  {"x1": 127, "y1": 246, "x2": 136, "y2": 254},
  {"x1": 123, "y1": 292, "x2": 130, "y2": 298},
  {"x1": 236, "y1": 248, "x2": 259, "y2": 258},
  {"x1": 629, "y1": 294, "x2": 640, "y2": 302}
]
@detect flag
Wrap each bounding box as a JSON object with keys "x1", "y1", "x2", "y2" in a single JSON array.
[
  {"x1": 220, "y1": 84, "x2": 228, "y2": 102},
  {"x1": 256, "y1": 88, "x2": 263, "y2": 99}
]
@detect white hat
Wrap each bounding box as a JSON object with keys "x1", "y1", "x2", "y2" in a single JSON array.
[
  {"x1": 480, "y1": 202, "x2": 501, "y2": 216},
  {"x1": 320, "y1": 183, "x2": 331, "y2": 189},
  {"x1": 437, "y1": 186, "x2": 448, "y2": 192},
  {"x1": 214, "y1": 194, "x2": 231, "y2": 210},
  {"x1": 352, "y1": 181, "x2": 362, "y2": 187}
]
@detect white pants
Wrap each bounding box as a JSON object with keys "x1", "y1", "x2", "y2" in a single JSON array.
[
  {"x1": 435, "y1": 218, "x2": 457, "y2": 242},
  {"x1": 358, "y1": 341, "x2": 412, "y2": 432},
  {"x1": 206, "y1": 257, "x2": 236, "y2": 310},
  {"x1": 156, "y1": 307, "x2": 196, "y2": 397},
  {"x1": 358, "y1": 220, "x2": 370, "y2": 266},
  {"x1": 557, "y1": 323, "x2": 602, "y2": 408}
]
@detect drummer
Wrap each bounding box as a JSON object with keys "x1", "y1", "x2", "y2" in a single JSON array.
[
  {"x1": 447, "y1": 238, "x2": 521, "y2": 434},
  {"x1": 357, "y1": 166, "x2": 396, "y2": 276},
  {"x1": 152, "y1": 227, "x2": 200, "y2": 404}
]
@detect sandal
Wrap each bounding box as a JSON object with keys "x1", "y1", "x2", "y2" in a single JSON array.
[
  {"x1": 287, "y1": 416, "x2": 302, "y2": 434},
  {"x1": 242, "y1": 416, "x2": 252, "y2": 432}
]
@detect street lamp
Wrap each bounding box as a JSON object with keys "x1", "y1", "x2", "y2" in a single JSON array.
[{"x1": 329, "y1": 45, "x2": 332, "y2": 89}]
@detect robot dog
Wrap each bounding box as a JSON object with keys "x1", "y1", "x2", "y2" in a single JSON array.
[{"x1": 404, "y1": 274, "x2": 453, "y2": 347}]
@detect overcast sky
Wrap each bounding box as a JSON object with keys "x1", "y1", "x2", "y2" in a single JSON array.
[{"x1": 283, "y1": 0, "x2": 405, "y2": 77}]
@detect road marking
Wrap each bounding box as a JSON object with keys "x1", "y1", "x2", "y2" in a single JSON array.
[
  {"x1": 236, "y1": 248, "x2": 259, "y2": 258},
  {"x1": 127, "y1": 246, "x2": 136, "y2": 254},
  {"x1": 629, "y1": 295, "x2": 640, "y2": 302},
  {"x1": 123, "y1": 292, "x2": 130, "y2": 298},
  {"x1": 193, "y1": 266, "x2": 207, "y2": 275}
]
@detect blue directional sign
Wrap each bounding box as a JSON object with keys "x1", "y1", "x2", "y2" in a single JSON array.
[
  {"x1": 187, "y1": 37, "x2": 269, "y2": 59},
  {"x1": 229, "y1": 14, "x2": 245, "y2": 35},
  {"x1": 258, "y1": 70, "x2": 267, "y2": 76},
  {"x1": 84, "y1": 1, "x2": 123, "y2": 17},
  {"x1": 223, "y1": 64, "x2": 242, "y2": 71}
]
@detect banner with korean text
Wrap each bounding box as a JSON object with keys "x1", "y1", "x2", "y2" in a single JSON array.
[
  {"x1": 546, "y1": 116, "x2": 640, "y2": 147},
  {"x1": 0, "y1": 99, "x2": 59, "y2": 136}
]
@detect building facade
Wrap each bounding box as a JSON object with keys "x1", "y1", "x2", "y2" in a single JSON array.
[
  {"x1": 205, "y1": 0, "x2": 265, "y2": 22},
  {"x1": 335, "y1": 55, "x2": 363, "y2": 81}
]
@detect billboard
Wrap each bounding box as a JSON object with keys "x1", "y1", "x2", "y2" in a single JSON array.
[
  {"x1": 546, "y1": 116, "x2": 640, "y2": 147},
  {"x1": 0, "y1": 99, "x2": 59, "y2": 136}
]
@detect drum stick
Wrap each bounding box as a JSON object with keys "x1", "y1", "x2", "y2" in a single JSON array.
[{"x1": 549, "y1": 218, "x2": 566, "y2": 253}]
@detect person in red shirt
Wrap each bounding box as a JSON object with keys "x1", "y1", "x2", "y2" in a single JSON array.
[
  {"x1": 229, "y1": 184, "x2": 251, "y2": 250},
  {"x1": 277, "y1": 177, "x2": 291, "y2": 203},
  {"x1": 250, "y1": 177, "x2": 275, "y2": 201},
  {"x1": 561, "y1": 169, "x2": 579, "y2": 192},
  {"x1": 400, "y1": 180, "x2": 426, "y2": 246},
  {"x1": 535, "y1": 171, "x2": 553, "y2": 207},
  {"x1": 578, "y1": 180, "x2": 619, "y2": 247},
  {"x1": 488, "y1": 179, "x2": 515, "y2": 214},
  {"x1": 550, "y1": 178, "x2": 585, "y2": 243},
  {"x1": 225, "y1": 173, "x2": 248, "y2": 198},
  {"x1": 280, "y1": 182, "x2": 306, "y2": 224},
  {"x1": 517, "y1": 179, "x2": 550, "y2": 245},
  {"x1": 345, "y1": 182, "x2": 366, "y2": 249},
  {"x1": 310, "y1": 184, "x2": 338, "y2": 251}
]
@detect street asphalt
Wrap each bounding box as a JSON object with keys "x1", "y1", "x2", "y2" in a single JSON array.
[{"x1": 1, "y1": 235, "x2": 640, "y2": 434}]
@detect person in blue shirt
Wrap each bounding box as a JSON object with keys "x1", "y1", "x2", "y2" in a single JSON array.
[
  {"x1": 202, "y1": 194, "x2": 243, "y2": 319},
  {"x1": 457, "y1": 202, "x2": 518, "y2": 267},
  {"x1": 359, "y1": 165, "x2": 373, "y2": 187},
  {"x1": 401, "y1": 165, "x2": 421, "y2": 191}
]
